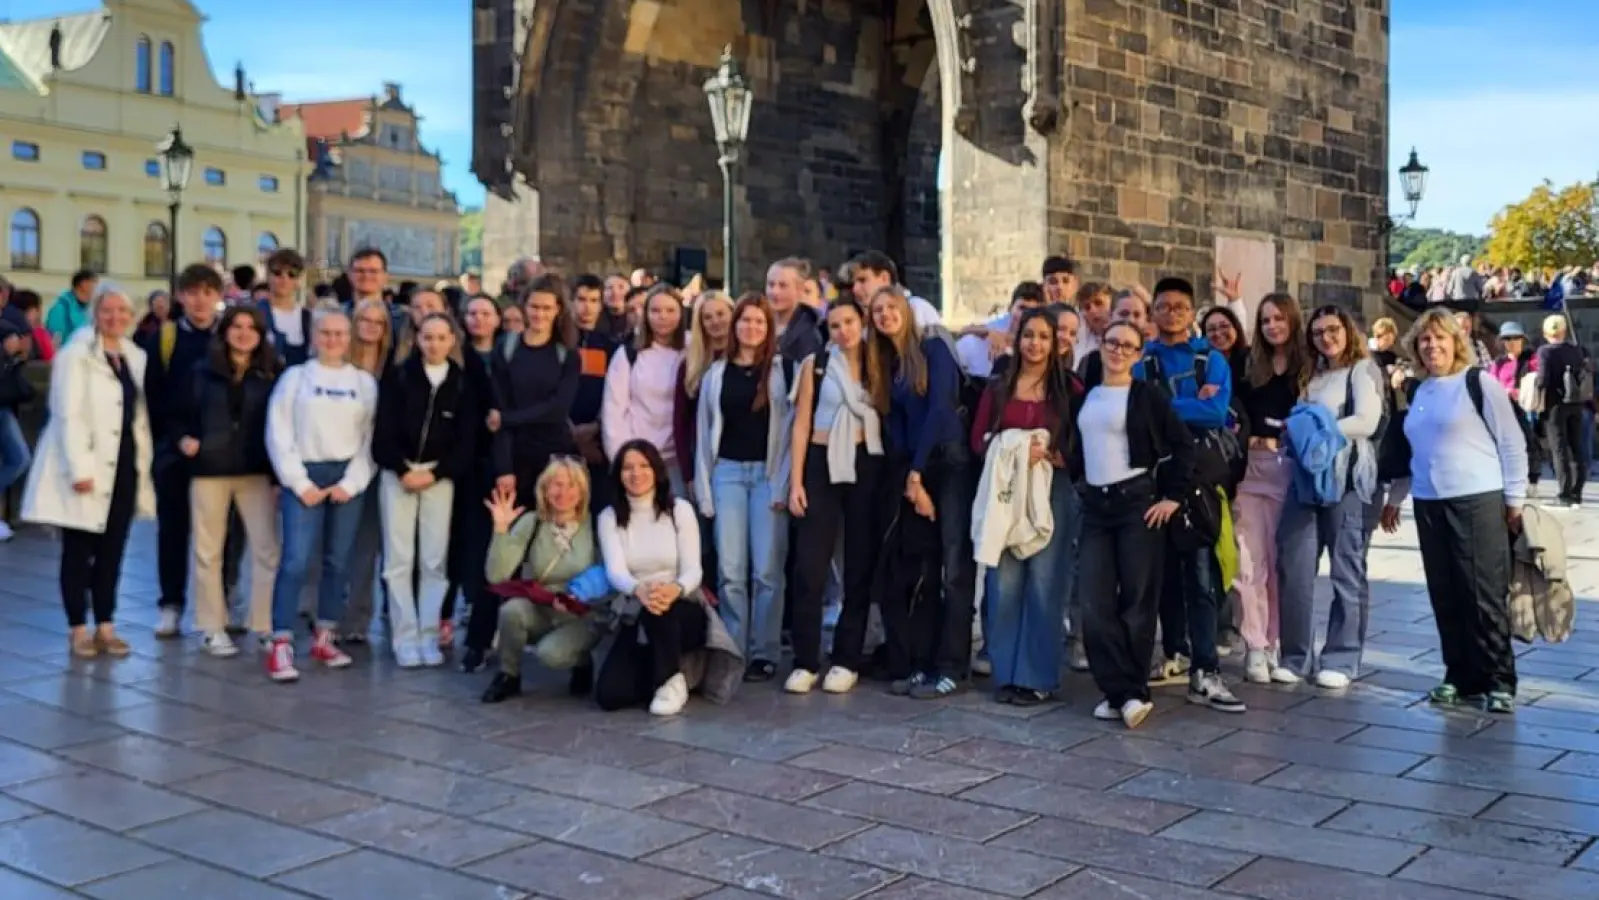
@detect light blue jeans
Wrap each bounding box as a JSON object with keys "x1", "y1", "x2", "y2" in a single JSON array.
[
  {"x1": 710, "y1": 459, "x2": 788, "y2": 663},
  {"x1": 984, "y1": 473, "x2": 1079, "y2": 692},
  {"x1": 1277, "y1": 489, "x2": 1371, "y2": 678},
  {"x1": 271, "y1": 461, "x2": 366, "y2": 634},
  {"x1": 0, "y1": 408, "x2": 29, "y2": 495}
]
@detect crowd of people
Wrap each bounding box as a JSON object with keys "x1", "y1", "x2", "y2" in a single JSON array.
[
  {"x1": 1389, "y1": 256, "x2": 1597, "y2": 307},
  {"x1": 0, "y1": 241, "x2": 1578, "y2": 724}
]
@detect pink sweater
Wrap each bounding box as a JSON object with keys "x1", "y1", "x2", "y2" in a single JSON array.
[{"x1": 601, "y1": 346, "x2": 684, "y2": 462}]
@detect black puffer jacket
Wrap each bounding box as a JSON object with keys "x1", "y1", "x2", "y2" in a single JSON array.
[
  {"x1": 372, "y1": 354, "x2": 478, "y2": 480},
  {"x1": 180, "y1": 359, "x2": 278, "y2": 478}
]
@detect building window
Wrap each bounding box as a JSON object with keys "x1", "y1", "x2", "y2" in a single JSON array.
[
  {"x1": 9, "y1": 209, "x2": 40, "y2": 270},
  {"x1": 145, "y1": 158, "x2": 159, "y2": 178},
  {"x1": 135, "y1": 36, "x2": 152, "y2": 92},
  {"x1": 11, "y1": 141, "x2": 38, "y2": 162},
  {"x1": 203, "y1": 226, "x2": 226, "y2": 266},
  {"x1": 258, "y1": 174, "x2": 279, "y2": 193},
  {"x1": 144, "y1": 222, "x2": 170, "y2": 278},
  {"x1": 79, "y1": 216, "x2": 108, "y2": 274},
  {"x1": 204, "y1": 167, "x2": 225, "y2": 186},
  {"x1": 257, "y1": 232, "x2": 279, "y2": 262},
  {"x1": 158, "y1": 41, "x2": 175, "y2": 96},
  {"x1": 82, "y1": 151, "x2": 106, "y2": 171}
]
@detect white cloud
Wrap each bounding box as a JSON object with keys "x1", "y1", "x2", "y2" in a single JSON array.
[{"x1": 1391, "y1": 89, "x2": 1599, "y2": 234}]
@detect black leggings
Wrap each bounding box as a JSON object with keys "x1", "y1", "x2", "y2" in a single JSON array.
[
  {"x1": 595, "y1": 600, "x2": 707, "y2": 711},
  {"x1": 788, "y1": 448, "x2": 883, "y2": 674},
  {"x1": 61, "y1": 463, "x2": 138, "y2": 628}
]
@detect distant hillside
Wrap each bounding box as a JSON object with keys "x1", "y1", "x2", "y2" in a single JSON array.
[{"x1": 1389, "y1": 225, "x2": 1486, "y2": 271}]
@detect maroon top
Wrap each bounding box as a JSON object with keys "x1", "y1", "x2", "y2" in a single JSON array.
[{"x1": 970, "y1": 392, "x2": 1056, "y2": 457}]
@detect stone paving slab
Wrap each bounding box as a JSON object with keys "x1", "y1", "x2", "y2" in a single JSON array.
[{"x1": 0, "y1": 504, "x2": 1595, "y2": 897}]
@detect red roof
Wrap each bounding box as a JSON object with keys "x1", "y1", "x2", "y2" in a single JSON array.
[{"x1": 279, "y1": 99, "x2": 369, "y2": 141}]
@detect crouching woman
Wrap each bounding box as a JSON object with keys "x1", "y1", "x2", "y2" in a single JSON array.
[
  {"x1": 595, "y1": 439, "x2": 744, "y2": 716},
  {"x1": 479, "y1": 458, "x2": 609, "y2": 703}
]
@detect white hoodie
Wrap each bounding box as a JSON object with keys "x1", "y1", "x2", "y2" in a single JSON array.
[
  {"x1": 266, "y1": 359, "x2": 379, "y2": 497},
  {"x1": 970, "y1": 428, "x2": 1056, "y2": 567}
]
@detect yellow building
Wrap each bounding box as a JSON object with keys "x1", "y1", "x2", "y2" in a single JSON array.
[
  {"x1": 279, "y1": 83, "x2": 460, "y2": 283},
  {"x1": 0, "y1": 0, "x2": 306, "y2": 307}
]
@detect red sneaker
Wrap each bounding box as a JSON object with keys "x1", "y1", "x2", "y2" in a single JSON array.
[
  {"x1": 266, "y1": 637, "x2": 300, "y2": 682},
  {"x1": 309, "y1": 630, "x2": 352, "y2": 668}
]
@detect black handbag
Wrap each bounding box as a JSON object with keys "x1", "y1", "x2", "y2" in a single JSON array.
[{"x1": 1169, "y1": 484, "x2": 1222, "y2": 552}]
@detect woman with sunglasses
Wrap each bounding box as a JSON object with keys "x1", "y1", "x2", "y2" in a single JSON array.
[
  {"x1": 1277, "y1": 305, "x2": 1385, "y2": 690},
  {"x1": 1076, "y1": 321, "x2": 1194, "y2": 728}
]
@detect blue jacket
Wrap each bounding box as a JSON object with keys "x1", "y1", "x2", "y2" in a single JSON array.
[
  {"x1": 43, "y1": 289, "x2": 91, "y2": 347},
  {"x1": 886, "y1": 336, "x2": 964, "y2": 473},
  {"x1": 1284, "y1": 401, "x2": 1348, "y2": 506},
  {"x1": 1141, "y1": 337, "x2": 1231, "y2": 429}
]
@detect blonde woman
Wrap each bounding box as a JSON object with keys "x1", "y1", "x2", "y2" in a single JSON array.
[
  {"x1": 337, "y1": 298, "x2": 393, "y2": 643},
  {"x1": 674, "y1": 290, "x2": 733, "y2": 490},
  {"x1": 1382, "y1": 308, "x2": 1525, "y2": 713},
  {"x1": 22, "y1": 284, "x2": 155, "y2": 657}
]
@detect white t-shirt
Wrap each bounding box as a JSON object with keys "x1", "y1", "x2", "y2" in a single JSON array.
[
  {"x1": 423, "y1": 361, "x2": 448, "y2": 387},
  {"x1": 1079, "y1": 385, "x2": 1149, "y2": 487},
  {"x1": 270, "y1": 305, "x2": 305, "y2": 348}
]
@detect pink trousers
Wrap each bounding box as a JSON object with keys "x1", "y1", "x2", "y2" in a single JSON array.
[{"x1": 1234, "y1": 447, "x2": 1292, "y2": 651}]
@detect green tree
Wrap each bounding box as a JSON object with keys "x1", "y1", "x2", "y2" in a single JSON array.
[
  {"x1": 458, "y1": 207, "x2": 483, "y2": 272},
  {"x1": 1484, "y1": 179, "x2": 1599, "y2": 271},
  {"x1": 1388, "y1": 225, "x2": 1485, "y2": 271}
]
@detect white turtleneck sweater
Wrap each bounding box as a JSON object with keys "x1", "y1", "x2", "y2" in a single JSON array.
[{"x1": 596, "y1": 494, "x2": 702, "y2": 598}]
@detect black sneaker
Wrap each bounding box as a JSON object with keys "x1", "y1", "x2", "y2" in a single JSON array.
[
  {"x1": 1187, "y1": 671, "x2": 1247, "y2": 714},
  {"x1": 744, "y1": 660, "x2": 777, "y2": 683},
  {"x1": 890, "y1": 672, "x2": 928, "y2": 696},
  {"x1": 1010, "y1": 688, "x2": 1053, "y2": 707},
  {"x1": 481, "y1": 673, "x2": 521, "y2": 704},
  {"x1": 459, "y1": 647, "x2": 486, "y2": 674},
  {"x1": 909, "y1": 675, "x2": 962, "y2": 700}
]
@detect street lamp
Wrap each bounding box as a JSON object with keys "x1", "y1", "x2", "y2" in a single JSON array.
[
  {"x1": 703, "y1": 45, "x2": 751, "y2": 291},
  {"x1": 1397, "y1": 148, "x2": 1429, "y2": 221},
  {"x1": 156, "y1": 126, "x2": 194, "y2": 297}
]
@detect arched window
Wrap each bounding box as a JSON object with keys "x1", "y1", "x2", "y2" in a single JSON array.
[
  {"x1": 144, "y1": 222, "x2": 170, "y2": 278},
  {"x1": 158, "y1": 41, "x2": 174, "y2": 96},
  {"x1": 9, "y1": 209, "x2": 40, "y2": 270},
  {"x1": 256, "y1": 232, "x2": 279, "y2": 262},
  {"x1": 203, "y1": 226, "x2": 226, "y2": 266},
  {"x1": 79, "y1": 216, "x2": 108, "y2": 274},
  {"x1": 135, "y1": 36, "x2": 152, "y2": 93}
]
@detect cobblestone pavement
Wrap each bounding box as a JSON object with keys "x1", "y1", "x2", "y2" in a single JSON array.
[{"x1": 0, "y1": 503, "x2": 1597, "y2": 900}]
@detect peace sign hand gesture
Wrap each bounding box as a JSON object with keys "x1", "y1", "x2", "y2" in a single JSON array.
[{"x1": 484, "y1": 485, "x2": 525, "y2": 534}]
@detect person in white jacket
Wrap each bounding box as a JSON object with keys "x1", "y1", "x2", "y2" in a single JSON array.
[
  {"x1": 692, "y1": 294, "x2": 792, "y2": 681},
  {"x1": 264, "y1": 306, "x2": 378, "y2": 682},
  {"x1": 22, "y1": 284, "x2": 154, "y2": 659},
  {"x1": 967, "y1": 309, "x2": 1079, "y2": 705}
]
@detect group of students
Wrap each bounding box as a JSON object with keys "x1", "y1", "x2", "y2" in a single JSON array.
[{"x1": 12, "y1": 242, "x2": 1540, "y2": 721}]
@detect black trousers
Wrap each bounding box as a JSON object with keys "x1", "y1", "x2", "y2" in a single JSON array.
[
  {"x1": 878, "y1": 447, "x2": 976, "y2": 680},
  {"x1": 1546, "y1": 403, "x2": 1587, "y2": 502},
  {"x1": 61, "y1": 451, "x2": 138, "y2": 627},
  {"x1": 1078, "y1": 476, "x2": 1165, "y2": 706},
  {"x1": 153, "y1": 461, "x2": 191, "y2": 610},
  {"x1": 789, "y1": 448, "x2": 882, "y2": 674},
  {"x1": 1414, "y1": 492, "x2": 1518, "y2": 697},
  {"x1": 595, "y1": 600, "x2": 707, "y2": 711},
  {"x1": 446, "y1": 463, "x2": 496, "y2": 628}
]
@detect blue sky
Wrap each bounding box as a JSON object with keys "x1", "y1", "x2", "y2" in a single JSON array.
[{"x1": 5, "y1": 0, "x2": 1593, "y2": 234}]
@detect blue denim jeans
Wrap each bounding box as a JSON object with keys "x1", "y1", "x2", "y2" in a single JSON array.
[
  {"x1": 984, "y1": 472, "x2": 1079, "y2": 692},
  {"x1": 1277, "y1": 489, "x2": 1371, "y2": 678},
  {"x1": 271, "y1": 461, "x2": 367, "y2": 634},
  {"x1": 710, "y1": 459, "x2": 788, "y2": 663},
  {"x1": 0, "y1": 408, "x2": 30, "y2": 495}
]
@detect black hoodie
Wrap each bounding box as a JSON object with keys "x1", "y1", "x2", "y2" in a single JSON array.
[{"x1": 372, "y1": 354, "x2": 479, "y2": 481}]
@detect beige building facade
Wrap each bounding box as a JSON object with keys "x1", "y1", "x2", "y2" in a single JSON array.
[
  {"x1": 280, "y1": 84, "x2": 459, "y2": 283},
  {"x1": 0, "y1": 0, "x2": 306, "y2": 305}
]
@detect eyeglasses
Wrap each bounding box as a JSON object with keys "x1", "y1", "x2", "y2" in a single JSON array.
[
  {"x1": 1310, "y1": 324, "x2": 1344, "y2": 341},
  {"x1": 1102, "y1": 338, "x2": 1141, "y2": 355},
  {"x1": 269, "y1": 268, "x2": 301, "y2": 278}
]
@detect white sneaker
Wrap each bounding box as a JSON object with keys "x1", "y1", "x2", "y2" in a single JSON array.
[
  {"x1": 394, "y1": 642, "x2": 423, "y2": 669},
  {"x1": 1269, "y1": 666, "x2": 1302, "y2": 684},
  {"x1": 649, "y1": 673, "x2": 688, "y2": 716},
  {"x1": 1092, "y1": 699, "x2": 1121, "y2": 721},
  {"x1": 1069, "y1": 639, "x2": 1090, "y2": 673},
  {"x1": 1244, "y1": 649, "x2": 1270, "y2": 684},
  {"x1": 201, "y1": 631, "x2": 238, "y2": 658},
  {"x1": 1314, "y1": 670, "x2": 1351, "y2": 690},
  {"x1": 971, "y1": 656, "x2": 993, "y2": 677},
  {"x1": 821, "y1": 666, "x2": 858, "y2": 694},
  {"x1": 0, "y1": 520, "x2": 13, "y2": 541},
  {"x1": 1120, "y1": 699, "x2": 1154, "y2": 729},
  {"x1": 419, "y1": 643, "x2": 445, "y2": 668},
  {"x1": 784, "y1": 668, "x2": 818, "y2": 694},
  {"x1": 155, "y1": 607, "x2": 181, "y2": 638}
]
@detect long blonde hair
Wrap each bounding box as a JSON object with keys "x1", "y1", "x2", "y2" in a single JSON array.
[
  {"x1": 349, "y1": 299, "x2": 392, "y2": 377},
  {"x1": 682, "y1": 290, "x2": 733, "y2": 398},
  {"x1": 866, "y1": 286, "x2": 926, "y2": 415}
]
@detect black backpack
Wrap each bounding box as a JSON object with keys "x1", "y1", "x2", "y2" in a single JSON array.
[
  {"x1": 1142, "y1": 350, "x2": 1243, "y2": 491},
  {"x1": 1377, "y1": 366, "x2": 1488, "y2": 482}
]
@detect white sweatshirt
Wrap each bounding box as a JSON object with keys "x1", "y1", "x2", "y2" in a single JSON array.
[
  {"x1": 970, "y1": 428, "x2": 1055, "y2": 567},
  {"x1": 266, "y1": 359, "x2": 379, "y2": 497}
]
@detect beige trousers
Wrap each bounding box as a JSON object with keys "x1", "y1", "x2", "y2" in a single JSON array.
[{"x1": 191, "y1": 475, "x2": 280, "y2": 634}]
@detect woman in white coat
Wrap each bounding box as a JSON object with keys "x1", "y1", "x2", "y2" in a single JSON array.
[{"x1": 22, "y1": 284, "x2": 155, "y2": 658}]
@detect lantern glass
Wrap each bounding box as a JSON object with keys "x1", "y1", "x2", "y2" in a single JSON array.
[
  {"x1": 157, "y1": 127, "x2": 194, "y2": 195},
  {"x1": 1398, "y1": 148, "x2": 1428, "y2": 205},
  {"x1": 703, "y1": 46, "x2": 750, "y2": 150}
]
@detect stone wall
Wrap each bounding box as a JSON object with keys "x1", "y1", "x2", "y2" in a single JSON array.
[{"x1": 1050, "y1": 0, "x2": 1390, "y2": 319}]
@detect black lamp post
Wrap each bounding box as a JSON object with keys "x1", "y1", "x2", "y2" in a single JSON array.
[
  {"x1": 1378, "y1": 147, "x2": 1429, "y2": 236},
  {"x1": 703, "y1": 46, "x2": 752, "y2": 292},
  {"x1": 156, "y1": 126, "x2": 194, "y2": 297}
]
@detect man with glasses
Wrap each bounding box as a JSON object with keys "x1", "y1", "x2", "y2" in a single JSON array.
[
  {"x1": 1142, "y1": 276, "x2": 1245, "y2": 713},
  {"x1": 347, "y1": 247, "x2": 406, "y2": 340},
  {"x1": 261, "y1": 248, "x2": 312, "y2": 366}
]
